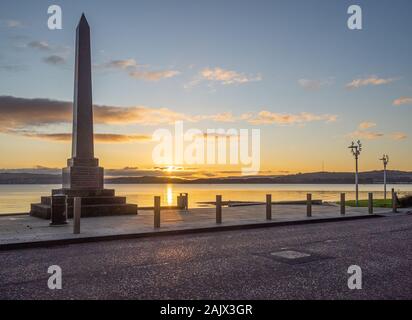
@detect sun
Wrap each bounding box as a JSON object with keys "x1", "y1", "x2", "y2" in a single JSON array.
[{"x1": 165, "y1": 166, "x2": 176, "y2": 173}]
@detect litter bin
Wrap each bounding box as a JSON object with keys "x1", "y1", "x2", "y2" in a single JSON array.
[{"x1": 50, "y1": 195, "x2": 68, "y2": 226}]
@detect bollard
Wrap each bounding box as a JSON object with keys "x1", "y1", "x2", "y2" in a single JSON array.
[
  {"x1": 340, "y1": 193, "x2": 346, "y2": 215},
  {"x1": 392, "y1": 191, "x2": 398, "y2": 213},
  {"x1": 50, "y1": 195, "x2": 68, "y2": 226},
  {"x1": 177, "y1": 194, "x2": 182, "y2": 209},
  {"x1": 368, "y1": 193, "x2": 373, "y2": 214},
  {"x1": 266, "y1": 194, "x2": 272, "y2": 220},
  {"x1": 391, "y1": 188, "x2": 395, "y2": 211},
  {"x1": 154, "y1": 196, "x2": 161, "y2": 228},
  {"x1": 184, "y1": 193, "x2": 189, "y2": 210},
  {"x1": 216, "y1": 195, "x2": 222, "y2": 224},
  {"x1": 73, "y1": 197, "x2": 81, "y2": 234},
  {"x1": 307, "y1": 194, "x2": 312, "y2": 217}
]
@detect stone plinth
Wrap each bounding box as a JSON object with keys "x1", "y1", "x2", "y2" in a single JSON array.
[
  {"x1": 30, "y1": 188, "x2": 137, "y2": 219},
  {"x1": 63, "y1": 160, "x2": 104, "y2": 190}
]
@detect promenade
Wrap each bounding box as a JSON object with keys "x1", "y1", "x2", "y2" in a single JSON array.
[{"x1": 0, "y1": 204, "x2": 397, "y2": 249}]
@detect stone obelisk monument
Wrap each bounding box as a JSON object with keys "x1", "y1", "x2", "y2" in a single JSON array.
[
  {"x1": 63, "y1": 14, "x2": 103, "y2": 190},
  {"x1": 30, "y1": 15, "x2": 137, "y2": 219}
]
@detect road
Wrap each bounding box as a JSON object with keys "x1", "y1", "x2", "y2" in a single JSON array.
[{"x1": 0, "y1": 214, "x2": 411, "y2": 300}]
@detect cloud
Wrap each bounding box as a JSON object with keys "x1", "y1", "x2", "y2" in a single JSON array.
[
  {"x1": 19, "y1": 132, "x2": 152, "y2": 143},
  {"x1": 358, "y1": 122, "x2": 376, "y2": 129},
  {"x1": 195, "y1": 112, "x2": 236, "y2": 123},
  {"x1": 0, "y1": 96, "x2": 194, "y2": 131},
  {"x1": 187, "y1": 67, "x2": 262, "y2": 88},
  {"x1": 298, "y1": 78, "x2": 334, "y2": 90},
  {"x1": 247, "y1": 111, "x2": 337, "y2": 125},
  {"x1": 0, "y1": 96, "x2": 339, "y2": 137},
  {"x1": 346, "y1": 76, "x2": 397, "y2": 89},
  {"x1": 390, "y1": 132, "x2": 407, "y2": 140},
  {"x1": 128, "y1": 69, "x2": 180, "y2": 81},
  {"x1": 348, "y1": 130, "x2": 384, "y2": 140},
  {"x1": 0, "y1": 96, "x2": 72, "y2": 130},
  {"x1": 98, "y1": 58, "x2": 179, "y2": 81},
  {"x1": 26, "y1": 40, "x2": 70, "y2": 56},
  {"x1": 393, "y1": 97, "x2": 412, "y2": 106},
  {"x1": 28, "y1": 41, "x2": 50, "y2": 51},
  {"x1": 102, "y1": 59, "x2": 139, "y2": 70},
  {"x1": 43, "y1": 55, "x2": 66, "y2": 65},
  {"x1": 94, "y1": 105, "x2": 193, "y2": 125}
]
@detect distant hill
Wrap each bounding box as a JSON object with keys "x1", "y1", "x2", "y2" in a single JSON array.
[
  {"x1": 0, "y1": 173, "x2": 61, "y2": 184},
  {"x1": 0, "y1": 170, "x2": 411, "y2": 184}
]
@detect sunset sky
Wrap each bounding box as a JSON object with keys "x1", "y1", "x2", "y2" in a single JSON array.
[{"x1": 0, "y1": 0, "x2": 411, "y2": 177}]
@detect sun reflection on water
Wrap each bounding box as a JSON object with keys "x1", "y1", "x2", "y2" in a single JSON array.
[{"x1": 166, "y1": 184, "x2": 173, "y2": 206}]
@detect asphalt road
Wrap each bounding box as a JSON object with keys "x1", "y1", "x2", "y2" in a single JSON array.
[{"x1": 0, "y1": 214, "x2": 411, "y2": 300}]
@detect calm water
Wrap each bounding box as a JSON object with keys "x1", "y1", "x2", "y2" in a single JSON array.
[{"x1": 0, "y1": 184, "x2": 411, "y2": 214}]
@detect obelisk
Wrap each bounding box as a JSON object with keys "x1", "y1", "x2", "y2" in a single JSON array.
[
  {"x1": 63, "y1": 14, "x2": 103, "y2": 190},
  {"x1": 73, "y1": 13, "x2": 94, "y2": 160},
  {"x1": 30, "y1": 14, "x2": 137, "y2": 219}
]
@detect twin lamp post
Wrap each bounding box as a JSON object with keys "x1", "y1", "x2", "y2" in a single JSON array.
[{"x1": 348, "y1": 140, "x2": 390, "y2": 207}]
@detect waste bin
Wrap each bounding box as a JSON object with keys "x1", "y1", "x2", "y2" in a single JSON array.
[{"x1": 50, "y1": 195, "x2": 68, "y2": 226}]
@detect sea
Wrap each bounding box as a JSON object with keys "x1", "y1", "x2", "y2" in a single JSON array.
[{"x1": 0, "y1": 183, "x2": 411, "y2": 214}]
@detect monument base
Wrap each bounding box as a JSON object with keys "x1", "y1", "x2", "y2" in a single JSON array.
[{"x1": 30, "y1": 188, "x2": 138, "y2": 219}]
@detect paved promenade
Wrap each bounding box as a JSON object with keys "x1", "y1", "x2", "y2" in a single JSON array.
[{"x1": 0, "y1": 204, "x2": 394, "y2": 248}]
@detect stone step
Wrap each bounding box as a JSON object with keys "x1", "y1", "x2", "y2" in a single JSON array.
[
  {"x1": 30, "y1": 203, "x2": 138, "y2": 219},
  {"x1": 52, "y1": 189, "x2": 115, "y2": 197},
  {"x1": 30, "y1": 204, "x2": 51, "y2": 219},
  {"x1": 40, "y1": 196, "x2": 127, "y2": 206}
]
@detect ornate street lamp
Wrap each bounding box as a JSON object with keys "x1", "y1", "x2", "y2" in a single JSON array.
[
  {"x1": 349, "y1": 140, "x2": 362, "y2": 207},
  {"x1": 379, "y1": 154, "x2": 389, "y2": 202}
]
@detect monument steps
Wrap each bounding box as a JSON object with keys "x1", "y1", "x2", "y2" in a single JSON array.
[
  {"x1": 40, "y1": 196, "x2": 128, "y2": 206},
  {"x1": 31, "y1": 202, "x2": 137, "y2": 219}
]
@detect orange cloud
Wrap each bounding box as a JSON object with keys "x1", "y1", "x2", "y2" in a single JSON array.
[
  {"x1": 18, "y1": 132, "x2": 152, "y2": 143},
  {"x1": 393, "y1": 97, "x2": 412, "y2": 106},
  {"x1": 0, "y1": 96, "x2": 339, "y2": 134},
  {"x1": 346, "y1": 76, "x2": 397, "y2": 89},
  {"x1": 390, "y1": 132, "x2": 407, "y2": 140},
  {"x1": 103, "y1": 59, "x2": 138, "y2": 69},
  {"x1": 348, "y1": 130, "x2": 384, "y2": 140},
  {"x1": 0, "y1": 96, "x2": 194, "y2": 130},
  {"x1": 247, "y1": 111, "x2": 337, "y2": 125},
  {"x1": 186, "y1": 67, "x2": 262, "y2": 88},
  {"x1": 129, "y1": 70, "x2": 180, "y2": 81},
  {"x1": 98, "y1": 58, "x2": 179, "y2": 81},
  {"x1": 195, "y1": 112, "x2": 236, "y2": 123},
  {"x1": 358, "y1": 122, "x2": 376, "y2": 129}
]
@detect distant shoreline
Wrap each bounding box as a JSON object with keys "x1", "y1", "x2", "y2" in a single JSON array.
[
  {"x1": 0, "y1": 182, "x2": 411, "y2": 185},
  {"x1": 0, "y1": 170, "x2": 412, "y2": 185}
]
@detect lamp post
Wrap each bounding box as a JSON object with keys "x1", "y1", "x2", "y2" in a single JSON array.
[
  {"x1": 379, "y1": 154, "x2": 389, "y2": 202},
  {"x1": 349, "y1": 140, "x2": 362, "y2": 207}
]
